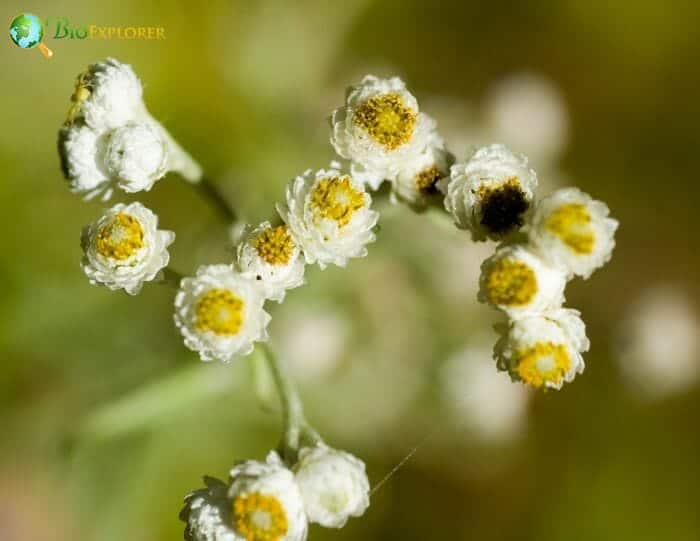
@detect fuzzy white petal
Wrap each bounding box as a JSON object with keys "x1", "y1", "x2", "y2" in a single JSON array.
[
  {"x1": 80, "y1": 202, "x2": 174, "y2": 295},
  {"x1": 529, "y1": 187, "x2": 618, "y2": 279},
  {"x1": 444, "y1": 144, "x2": 538, "y2": 241},
  {"x1": 277, "y1": 167, "x2": 379, "y2": 269},
  {"x1": 478, "y1": 244, "x2": 566, "y2": 320},
  {"x1": 294, "y1": 444, "x2": 370, "y2": 528},
  {"x1": 174, "y1": 265, "x2": 271, "y2": 362},
  {"x1": 330, "y1": 75, "x2": 437, "y2": 189},
  {"x1": 227, "y1": 452, "x2": 308, "y2": 541},
  {"x1": 494, "y1": 308, "x2": 589, "y2": 390},
  {"x1": 235, "y1": 222, "x2": 306, "y2": 303},
  {"x1": 181, "y1": 477, "x2": 237, "y2": 541}
]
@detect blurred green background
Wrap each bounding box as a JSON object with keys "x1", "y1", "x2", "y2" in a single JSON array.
[{"x1": 2, "y1": 1, "x2": 700, "y2": 540}]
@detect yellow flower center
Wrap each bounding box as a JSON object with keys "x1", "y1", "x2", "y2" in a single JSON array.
[
  {"x1": 414, "y1": 165, "x2": 443, "y2": 194},
  {"x1": 352, "y1": 92, "x2": 417, "y2": 150},
  {"x1": 233, "y1": 492, "x2": 289, "y2": 541},
  {"x1": 545, "y1": 203, "x2": 595, "y2": 255},
  {"x1": 195, "y1": 289, "x2": 244, "y2": 336},
  {"x1": 485, "y1": 258, "x2": 538, "y2": 306},
  {"x1": 516, "y1": 342, "x2": 571, "y2": 389},
  {"x1": 254, "y1": 225, "x2": 295, "y2": 266},
  {"x1": 309, "y1": 176, "x2": 366, "y2": 228},
  {"x1": 95, "y1": 212, "x2": 144, "y2": 260}
]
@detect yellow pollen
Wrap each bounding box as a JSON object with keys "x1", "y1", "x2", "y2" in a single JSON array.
[
  {"x1": 414, "y1": 165, "x2": 443, "y2": 194},
  {"x1": 309, "y1": 176, "x2": 365, "y2": 228},
  {"x1": 516, "y1": 342, "x2": 571, "y2": 389},
  {"x1": 233, "y1": 492, "x2": 288, "y2": 541},
  {"x1": 195, "y1": 289, "x2": 244, "y2": 336},
  {"x1": 352, "y1": 92, "x2": 417, "y2": 150},
  {"x1": 254, "y1": 225, "x2": 295, "y2": 266},
  {"x1": 545, "y1": 203, "x2": 595, "y2": 255},
  {"x1": 486, "y1": 258, "x2": 538, "y2": 306},
  {"x1": 95, "y1": 212, "x2": 144, "y2": 260}
]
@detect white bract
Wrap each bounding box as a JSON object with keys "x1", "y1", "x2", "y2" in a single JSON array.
[
  {"x1": 392, "y1": 131, "x2": 453, "y2": 209},
  {"x1": 80, "y1": 202, "x2": 174, "y2": 295},
  {"x1": 494, "y1": 308, "x2": 589, "y2": 390},
  {"x1": 330, "y1": 75, "x2": 437, "y2": 190},
  {"x1": 174, "y1": 264, "x2": 270, "y2": 362},
  {"x1": 442, "y1": 144, "x2": 538, "y2": 241},
  {"x1": 529, "y1": 187, "x2": 618, "y2": 279},
  {"x1": 277, "y1": 166, "x2": 379, "y2": 269},
  {"x1": 478, "y1": 244, "x2": 567, "y2": 320},
  {"x1": 294, "y1": 444, "x2": 370, "y2": 528},
  {"x1": 235, "y1": 222, "x2": 306, "y2": 303},
  {"x1": 58, "y1": 58, "x2": 202, "y2": 200},
  {"x1": 181, "y1": 453, "x2": 308, "y2": 541}
]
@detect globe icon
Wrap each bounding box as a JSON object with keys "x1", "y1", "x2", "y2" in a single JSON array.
[{"x1": 9, "y1": 13, "x2": 53, "y2": 58}]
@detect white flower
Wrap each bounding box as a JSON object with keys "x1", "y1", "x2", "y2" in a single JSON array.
[
  {"x1": 235, "y1": 222, "x2": 306, "y2": 303},
  {"x1": 181, "y1": 453, "x2": 307, "y2": 541},
  {"x1": 441, "y1": 340, "x2": 531, "y2": 444},
  {"x1": 529, "y1": 187, "x2": 618, "y2": 279},
  {"x1": 229, "y1": 452, "x2": 308, "y2": 541},
  {"x1": 58, "y1": 58, "x2": 202, "y2": 200},
  {"x1": 277, "y1": 166, "x2": 379, "y2": 269},
  {"x1": 330, "y1": 75, "x2": 437, "y2": 190},
  {"x1": 80, "y1": 202, "x2": 174, "y2": 295},
  {"x1": 294, "y1": 444, "x2": 370, "y2": 528},
  {"x1": 181, "y1": 477, "x2": 237, "y2": 541},
  {"x1": 485, "y1": 73, "x2": 569, "y2": 164},
  {"x1": 78, "y1": 57, "x2": 144, "y2": 130},
  {"x1": 478, "y1": 244, "x2": 566, "y2": 320},
  {"x1": 615, "y1": 286, "x2": 700, "y2": 399},
  {"x1": 494, "y1": 308, "x2": 589, "y2": 390},
  {"x1": 442, "y1": 144, "x2": 538, "y2": 241},
  {"x1": 391, "y1": 131, "x2": 454, "y2": 209},
  {"x1": 174, "y1": 265, "x2": 270, "y2": 362}
]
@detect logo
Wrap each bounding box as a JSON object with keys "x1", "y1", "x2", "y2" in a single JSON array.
[
  {"x1": 9, "y1": 13, "x2": 53, "y2": 58},
  {"x1": 9, "y1": 13, "x2": 167, "y2": 59}
]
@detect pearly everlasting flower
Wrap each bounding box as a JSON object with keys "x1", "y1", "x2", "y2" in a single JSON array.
[
  {"x1": 58, "y1": 58, "x2": 202, "y2": 201},
  {"x1": 174, "y1": 264, "x2": 270, "y2": 362},
  {"x1": 235, "y1": 222, "x2": 306, "y2": 303},
  {"x1": 494, "y1": 308, "x2": 589, "y2": 390},
  {"x1": 80, "y1": 202, "x2": 174, "y2": 295},
  {"x1": 391, "y1": 131, "x2": 454, "y2": 209},
  {"x1": 442, "y1": 144, "x2": 538, "y2": 241},
  {"x1": 294, "y1": 444, "x2": 370, "y2": 528},
  {"x1": 529, "y1": 187, "x2": 618, "y2": 279},
  {"x1": 330, "y1": 75, "x2": 437, "y2": 190},
  {"x1": 229, "y1": 452, "x2": 307, "y2": 541},
  {"x1": 277, "y1": 166, "x2": 379, "y2": 269},
  {"x1": 181, "y1": 453, "x2": 307, "y2": 541},
  {"x1": 478, "y1": 244, "x2": 566, "y2": 320},
  {"x1": 181, "y1": 476, "x2": 238, "y2": 541}
]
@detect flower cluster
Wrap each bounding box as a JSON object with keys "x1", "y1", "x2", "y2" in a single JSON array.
[
  {"x1": 61, "y1": 59, "x2": 621, "y2": 540},
  {"x1": 58, "y1": 58, "x2": 202, "y2": 201},
  {"x1": 180, "y1": 446, "x2": 370, "y2": 541},
  {"x1": 459, "y1": 162, "x2": 618, "y2": 389},
  {"x1": 174, "y1": 163, "x2": 379, "y2": 362}
]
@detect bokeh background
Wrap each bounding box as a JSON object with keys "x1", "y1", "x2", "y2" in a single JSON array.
[{"x1": 2, "y1": 1, "x2": 700, "y2": 540}]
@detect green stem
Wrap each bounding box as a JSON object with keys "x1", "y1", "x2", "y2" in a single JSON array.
[
  {"x1": 261, "y1": 343, "x2": 321, "y2": 463},
  {"x1": 196, "y1": 176, "x2": 237, "y2": 222}
]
